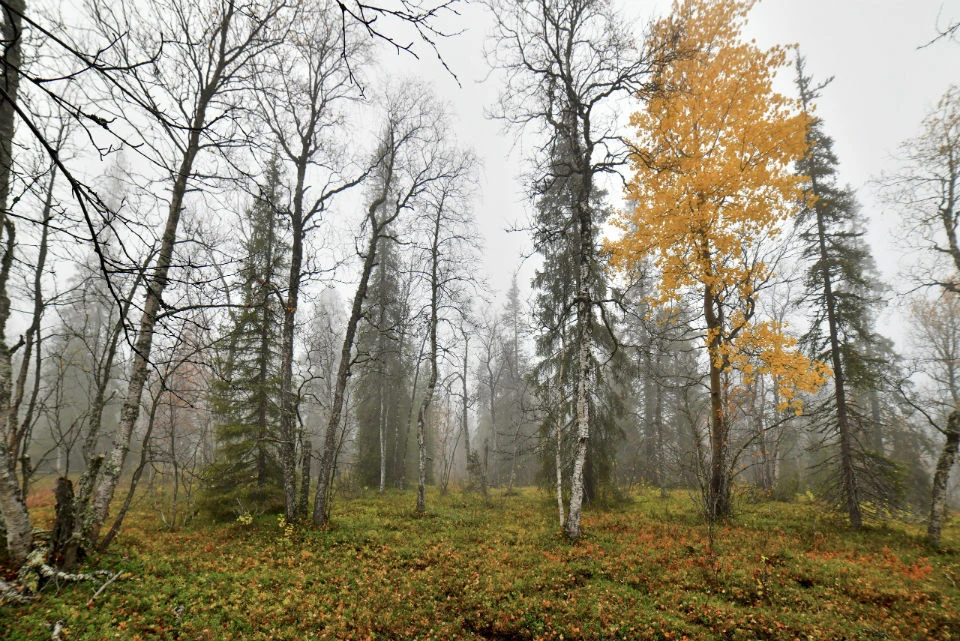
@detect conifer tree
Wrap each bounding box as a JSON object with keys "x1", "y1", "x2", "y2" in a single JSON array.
[
  {"x1": 201, "y1": 157, "x2": 288, "y2": 519},
  {"x1": 485, "y1": 0, "x2": 675, "y2": 540},
  {"x1": 498, "y1": 277, "x2": 537, "y2": 488},
  {"x1": 794, "y1": 57, "x2": 898, "y2": 528},
  {"x1": 532, "y1": 150, "x2": 625, "y2": 508},
  {"x1": 354, "y1": 240, "x2": 413, "y2": 491}
]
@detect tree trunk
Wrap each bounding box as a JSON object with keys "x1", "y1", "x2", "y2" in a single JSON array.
[
  {"x1": 642, "y1": 347, "x2": 657, "y2": 482},
  {"x1": 0, "y1": 0, "x2": 23, "y2": 224},
  {"x1": 0, "y1": 443, "x2": 29, "y2": 567},
  {"x1": 812, "y1": 173, "x2": 862, "y2": 529},
  {"x1": 555, "y1": 407, "x2": 565, "y2": 527},
  {"x1": 378, "y1": 261, "x2": 388, "y2": 494},
  {"x1": 10, "y1": 160, "x2": 55, "y2": 500},
  {"x1": 0, "y1": 223, "x2": 28, "y2": 566},
  {"x1": 379, "y1": 382, "x2": 387, "y2": 493},
  {"x1": 704, "y1": 282, "x2": 729, "y2": 521},
  {"x1": 485, "y1": 359, "x2": 498, "y2": 487},
  {"x1": 415, "y1": 372, "x2": 436, "y2": 513},
  {"x1": 312, "y1": 232, "x2": 376, "y2": 525},
  {"x1": 399, "y1": 331, "x2": 428, "y2": 489},
  {"x1": 297, "y1": 440, "x2": 311, "y2": 520},
  {"x1": 81, "y1": 279, "x2": 135, "y2": 464},
  {"x1": 256, "y1": 214, "x2": 276, "y2": 487},
  {"x1": 655, "y1": 364, "x2": 667, "y2": 498},
  {"x1": 554, "y1": 338, "x2": 567, "y2": 526},
  {"x1": 88, "y1": 76, "x2": 215, "y2": 543},
  {"x1": 415, "y1": 319, "x2": 437, "y2": 514},
  {"x1": 565, "y1": 189, "x2": 594, "y2": 541},
  {"x1": 49, "y1": 478, "x2": 76, "y2": 569},
  {"x1": 416, "y1": 202, "x2": 442, "y2": 514},
  {"x1": 97, "y1": 389, "x2": 161, "y2": 552},
  {"x1": 313, "y1": 168, "x2": 393, "y2": 527},
  {"x1": 462, "y1": 334, "x2": 471, "y2": 462},
  {"x1": 928, "y1": 409, "x2": 960, "y2": 547},
  {"x1": 0, "y1": 0, "x2": 30, "y2": 568},
  {"x1": 278, "y1": 191, "x2": 304, "y2": 520}
]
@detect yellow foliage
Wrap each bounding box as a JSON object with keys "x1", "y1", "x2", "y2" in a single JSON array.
[
  {"x1": 720, "y1": 319, "x2": 831, "y2": 414},
  {"x1": 607, "y1": 0, "x2": 827, "y2": 410}
]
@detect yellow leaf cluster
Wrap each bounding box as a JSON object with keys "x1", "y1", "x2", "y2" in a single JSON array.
[
  {"x1": 608, "y1": 0, "x2": 809, "y2": 300},
  {"x1": 606, "y1": 0, "x2": 827, "y2": 409},
  {"x1": 720, "y1": 319, "x2": 831, "y2": 414}
]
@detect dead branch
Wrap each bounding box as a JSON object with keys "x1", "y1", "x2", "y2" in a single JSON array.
[
  {"x1": 0, "y1": 578, "x2": 34, "y2": 604},
  {"x1": 86, "y1": 570, "x2": 124, "y2": 607}
]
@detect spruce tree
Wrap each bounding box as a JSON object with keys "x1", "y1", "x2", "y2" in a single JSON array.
[
  {"x1": 201, "y1": 157, "x2": 288, "y2": 520},
  {"x1": 531, "y1": 143, "x2": 625, "y2": 507},
  {"x1": 795, "y1": 57, "x2": 898, "y2": 527},
  {"x1": 354, "y1": 240, "x2": 413, "y2": 490},
  {"x1": 498, "y1": 277, "x2": 537, "y2": 488}
]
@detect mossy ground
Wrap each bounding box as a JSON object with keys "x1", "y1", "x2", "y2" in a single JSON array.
[{"x1": 3, "y1": 485, "x2": 959, "y2": 640}]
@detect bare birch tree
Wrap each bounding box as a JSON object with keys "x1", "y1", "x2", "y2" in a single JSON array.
[
  {"x1": 252, "y1": 0, "x2": 369, "y2": 520},
  {"x1": 882, "y1": 85, "x2": 960, "y2": 546},
  {"x1": 484, "y1": 0, "x2": 675, "y2": 539},
  {"x1": 82, "y1": 0, "x2": 289, "y2": 545},
  {"x1": 312, "y1": 84, "x2": 468, "y2": 526},
  {"x1": 411, "y1": 144, "x2": 476, "y2": 513}
]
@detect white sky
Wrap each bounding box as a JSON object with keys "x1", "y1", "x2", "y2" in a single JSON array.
[
  {"x1": 374, "y1": 0, "x2": 960, "y2": 348},
  {"x1": 46, "y1": 0, "x2": 960, "y2": 349}
]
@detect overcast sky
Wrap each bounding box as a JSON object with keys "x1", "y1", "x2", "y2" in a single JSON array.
[{"x1": 373, "y1": 0, "x2": 960, "y2": 346}]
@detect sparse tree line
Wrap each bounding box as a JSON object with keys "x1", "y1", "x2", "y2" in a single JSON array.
[{"x1": 0, "y1": 0, "x2": 958, "y2": 599}]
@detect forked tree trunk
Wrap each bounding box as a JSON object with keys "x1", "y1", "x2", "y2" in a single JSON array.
[
  {"x1": 928, "y1": 409, "x2": 960, "y2": 547},
  {"x1": 87, "y1": 15, "x2": 237, "y2": 536},
  {"x1": 88, "y1": 122, "x2": 205, "y2": 543},
  {"x1": 85, "y1": 1, "x2": 283, "y2": 542},
  {"x1": 313, "y1": 151, "x2": 394, "y2": 527},
  {"x1": 312, "y1": 221, "x2": 381, "y2": 525}
]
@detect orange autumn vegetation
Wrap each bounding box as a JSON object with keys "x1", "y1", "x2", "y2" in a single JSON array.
[{"x1": 607, "y1": 0, "x2": 829, "y2": 410}]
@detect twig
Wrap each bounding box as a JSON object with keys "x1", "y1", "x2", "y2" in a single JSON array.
[{"x1": 86, "y1": 571, "x2": 124, "y2": 607}]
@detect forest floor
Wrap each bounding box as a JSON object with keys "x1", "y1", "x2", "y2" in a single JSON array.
[{"x1": 2, "y1": 485, "x2": 960, "y2": 641}]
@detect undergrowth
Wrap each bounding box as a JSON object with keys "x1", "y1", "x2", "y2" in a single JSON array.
[{"x1": 2, "y1": 486, "x2": 958, "y2": 640}]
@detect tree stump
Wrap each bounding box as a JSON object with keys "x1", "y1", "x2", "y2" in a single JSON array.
[{"x1": 50, "y1": 477, "x2": 82, "y2": 570}]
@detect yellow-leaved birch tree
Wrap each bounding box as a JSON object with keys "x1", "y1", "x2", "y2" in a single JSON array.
[{"x1": 607, "y1": 0, "x2": 829, "y2": 520}]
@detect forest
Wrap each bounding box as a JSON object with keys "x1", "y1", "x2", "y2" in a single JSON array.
[{"x1": 1, "y1": 0, "x2": 960, "y2": 639}]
